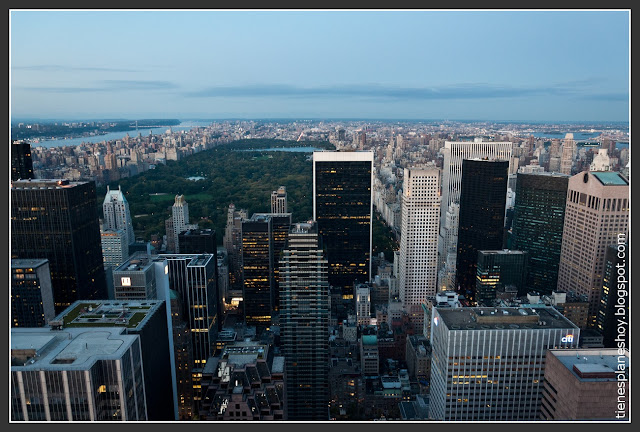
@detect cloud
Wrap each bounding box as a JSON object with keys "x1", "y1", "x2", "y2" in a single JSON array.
[
  {"x1": 17, "y1": 80, "x2": 179, "y2": 93},
  {"x1": 12, "y1": 64, "x2": 140, "y2": 73},
  {"x1": 185, "y1": 81, "x2": 626, "y2": 101}
]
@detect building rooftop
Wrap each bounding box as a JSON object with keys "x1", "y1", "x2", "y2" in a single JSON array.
[
  {"x1": 11, "y1": 258, "x2": 49, "y2": 269},
  {"x1": 591, "y1": 171, "x2": 629, "y2": 186},
  {"x1": 113, "y1": 253, "x2": 154, "y2": 272},
  {"x1": 478, "y1": 249, "x2": 527, "y2": 256},
  {"x1": 11, "y1": 179, "x2": 89, "y2": 189},
  {"x1": 550, "y1": 349, "x2": 629, "y2": 382},
  {"x1": 435, "y1": 306, "x2": 578, "y2": 331},
  {"x1": 54, "y1": 300, "x2": 162, "y2": 330},
  {"x1": 11, "y1": 327, "x2": 137, "y2": 370}
]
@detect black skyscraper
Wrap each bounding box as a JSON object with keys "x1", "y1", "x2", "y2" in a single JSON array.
[
  {"x1": 511, "y1": 172, "x2": 569, "y2": 295},
  {"x1": 242, "y1": 214, "x2": 273, "y2": 328},
  {"x1": 455, "y1": 159, "x2": 508, "y2": 303},
  {"x1": 178, "y1": 228, "x2": 217, "y2": 254},
  {"x1": 12, "y1": 141, "x2": 35, "y2": 181},
  {"x1": 313, "y1": 152, "x2": 372, "y2": 318},
  {"x1": 597, "y1": 244, "x2": 628, "y2": 348},
  {"x1": 11, "y1": 179, "x2": 108, "y2": 313}
]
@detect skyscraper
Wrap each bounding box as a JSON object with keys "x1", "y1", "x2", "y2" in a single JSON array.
[
  {"x1": 313, "y1": 151, "x2": 373, "y2": 315},
  {"x1": 101, "y1": 228, "x2": 130, "y2": 269},
  {"x1": 168, "y1": 289, "x2": 195, "y2": 420},
  {"x1": 11, "y1": 259, "x2": 55, "y2": 328},
  {"x1": 557, "y1": 171, "x2": 629, "y2": 327},
  {"x1": 271, "y1": 185, "x2": 288, "y2": 213},
  {"x1": 242, "y1": 214, "x2": 273, "y2": 328},
  {"x1": 398, "y1": 167, "x2": 441, "y2": 315},
  {"x1": 279, "y1": 221, "x2": 330, "y2": 420},
  {"x1": 113, "y1": 253, "x2": 158, "y2": 300},
  {"x1": 223, "y1": 203, "x2": 248, "y2": 292},
  {"x1": 178, "y1": 228, "x2": 216, "y2": 254},
  {"x1": 429, "y1": 306, "x2": 579, "y2": 421},
  {"x1": 11, "y1": 141, "x2": 34, "y2": 181},
  {"x1": 172, "y1": 195, "x2": 189, "y2": 253},
  {"x1": 597, "y1": 244, "x2": 628, "y2": 348},
  {"x1": 161, "y1": 253, "x2": 218, "y2": 404},
  {"x1": 560, "y1": 133, "x2": 576, "y2": 175},
  {"x1": 437, "y1": 203, "x2": 459, "y2": 291},
  {"x1": 102, "y1": 185, "x2": 135, "y2": 245},
  {"x1": 455, "y1": 160, "x2": 509, "y2": 303},
  {"x1": 511, "y1": 172, "x2": 569, "y2": 295},
  {"x1": 475, "y1": 250, "x2": 528, "y2": 305},
  {"x1": 11, "y1": 179, "x2": 108, "y2": 313}
]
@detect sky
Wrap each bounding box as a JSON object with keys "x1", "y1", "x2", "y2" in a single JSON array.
[{"x1": 10, "y1": 10, "x2": 630, "y2": 122}]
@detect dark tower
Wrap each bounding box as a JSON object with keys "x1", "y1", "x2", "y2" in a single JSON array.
[
  {"x1": 11, "y1": 141, "x2": 35, "y2": 181},
  {"x1": 455, "y1": 159, "x2": 508, "y2": 303},
  {"x1": 242, "y1": 214, "x2": 273, "y2": 328},
  {"x1": 11, "y1": 179, "x2": 107, "y2": 313},
  {"x1": 511, "y1": 172, "x2": 569, "y2": 295}
]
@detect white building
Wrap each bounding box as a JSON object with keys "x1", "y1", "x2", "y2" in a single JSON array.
[
  {"x1": 437, "y1": 203, "x2": 459, "y2": 292},
  {"x1": 271, "y1": 186, "x2": 288, "y2": 213},
  {"x1": 590, "y1": 149, "x2": 611, "y2": 171},
  {"x1": 172, "y1": 195, "x2": 189, "y2": 253},
  {"x1": 398, "y1": 167, "x2": 441, "y2": 314},
  {"x1": 560, "y1": 133, "x2": 576, "y2": 175},
  {"x1": 101, "y1": 228, "x2": 130, "y2": 269},
  {"x1": 355, "y1": 284, "x2": 371, "y2": 326},
  {"x1": 103, "y1": 185, "x2": 135, "y2": 244}
]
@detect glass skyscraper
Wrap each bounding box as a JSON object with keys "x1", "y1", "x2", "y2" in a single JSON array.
[
  {"x1": 313, "y1": 151, "x2": 373, "y2": 316},
  {"x1": 475, "y1": 250, "x2": 528, "y2": 306},
  {"x1": 455, "y1": 160, "x2": 509, "y2": 303},
  {"x1": 242, "y1": 214, "x2": 274, "y2": 328},
  {"x1": 511, "y1": 172, "x2": 569, "y2": 295},
  {"x1": 11, "y1": 179, "x2": 108, "y2": 313}
]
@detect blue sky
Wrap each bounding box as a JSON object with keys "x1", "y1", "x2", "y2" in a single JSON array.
[{"x1": 10, "y1": 10, "x2": 630, "y2": 122}]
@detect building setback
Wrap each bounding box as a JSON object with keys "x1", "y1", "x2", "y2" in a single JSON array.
[
  {"x1": 556, "y1": 171, "x2": 629, "y2": 327},
  {"x1": 429, "y1": 306, "x2": 579, "y2": 421},
  {"x1": 279, "y1": 221, "x2": 330, "y2": 420},
  {"x1": 455, "y1": 160, "x2": 509, "y2": 303},
  {"x1": 511, "y1": 172, "x2": 569, "y2": 295},
  {"x1": 11, "y1": 259, "x2": 55, "y2": 328},
  {"x1": 11, "y1": 327, "x2": 147, "y2": 421},
  {"x1": 539, "y1": 349, "x2": 629, "y2": 420},
  {"x1": 11, "y1": 179, "x2": 108, "y2": 313},
  {"x1": 313, "y1": 151, "x2": 373, "y2": 317}
]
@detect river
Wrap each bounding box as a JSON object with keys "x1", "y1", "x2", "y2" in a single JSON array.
[{"x1": 28, "y1": 121, "x2": 212, "y2": 149}]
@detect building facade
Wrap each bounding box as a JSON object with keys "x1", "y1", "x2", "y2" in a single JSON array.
[
  {"x1": 455, "y1": 160, "x2": 509, "y2": 303},
  {"x1": 279, "y1": 222, "x2": 330, "y2": 420},
  {"x1": 11, "y1": 141, "x2": 35, "y2": 181},
  {"x1": 242, "y1": 214, "x2": 274, "y2": 328},
  {"x1": 172, "y1": 195, "x2": 190, "y2": 253},
  {"x1": 313, "y1": 151, "x2": 373, "y2": 314},
  {"x1": 556, "y1": 171, "x2": 629, "y2": 327},
  {"x1": 429, "y1": 306, "x2": 580, "y2": 421},
  {"x1": 102, "y1": 185, "x2": 135, "y2": 245},
  {"x1": 101, "y1": 228, "x2": 130, "y2": 270},
  {"x1": 11, "y1": 179, "x2": 108, "y2": 313},
  {"x1": 271, "y1": 186, "x2": 288, "y2": 214},
  {"x1": 11, "y1": 259, "x2": 55, "y2": 328},
  {"x1": 475, "y1": 250, "x2": 528, "y2": 306},
  {"x1": 511, "y1": 172, "x2": 569, "y2": 295}
]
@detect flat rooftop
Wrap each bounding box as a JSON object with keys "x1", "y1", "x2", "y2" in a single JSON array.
[
  {"x1": 435, "y1": 306, "x2": 578, "y2": 330},
  {"x1": 550, "y1": 349, "x2": 629, "y2": 382},
  {"x1": 592, "y1": 171, "x2": 629, "y2": 186},
  {"x1": 11, "y1": 327, "x2": 137, "y2": 370},
  {"x1": 11, "y1": 179, "x2": 87, "y2": 189},
  {"x1": 11, "y1": 258, "x2": 49, "y2": 269},
  {"x1": 55, "y1": 300, "x2": 161, "y2": 330}
]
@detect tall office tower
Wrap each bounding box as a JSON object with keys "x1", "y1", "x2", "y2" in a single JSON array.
[
  {"x1": 475, "y1": 250, "x2": 528, "y2": 305},
  {"x1": 271, "y1": 186, "x2": 288, "y2": 213},
  {"x1": 313, "y1": 151, "x2": 373, "y2": 316},
  {"x1": 590, "y1": 149, "x2": 611, "y2": 171},
  {"x1": 242, "y1": 214, "x2": 273, "y2": 328},
  {"x1": 557, "y1": 171, "x2": 629, "y2": 327},
  {"x1": 279, "y1": 222, "x2": 330, "y2": 420},
  {"x1": 540, "y1": 349, "x2": 629, "y2": 420},
  {"x1": 11, "y1": 259, "x2": 55, "y2": 327},
  {"x1": 101, "y1": 228, "x2": 130, "y2": 269},
  {"x1": 113, "y1": 253, "x2": 158, "y2": 300},
  {"x1": 11, "y1": 327, "x2": 147, "y2": 421},
  {"x1": 102, "y1": 185, "x2": 135, "y2": 244},
  {"x1": 597, "y1": 244, "x2": 628, "y2": 348},
  {"x1": 11, "y1": 179, "x2": 108, "y2": 313},
  {"x1": 178, "y1": 228, "x2": 216, "y2": 254},
  {"x1": 438, "y1": 203, "x2": 459, "y2": 291},
  {"x1": 511, "y1": 172, "x2": 569, "y2": 295},
  {"x1": 429, "y1": 306, "x2": 579, "y2": 421},
  {"x1": 223, "y1": 203, "x2": 248, "y2": 291},
  {"x1": 398, "y1": 167, "x2": 441, "y2": 316},
  {"x1": 11, "y1": 141, "x2": 35, "y2": 181},
  {"x1": 161, "y1": 253, "x2": 218, "y2": 404},
  {"x1": 455, "y1": 160, "x2": 508, "y2": 303},
  {"x1": 254, "y1": 213, "x2": 292, "y2": 315},
  {"x1": 53, "y1": 299, "x2": 175, "y2": 420},
  {"x1": 439, "y1": 139, "x2": 512, "y2": 229},
  {"x1": 165, "y1": 217, "x2": 176, "y2": 253},
  {"x1": 355, "y1": 283, "x2": 371, "y2": 325},
  {"x1": 169, "y1": 289, "x2": 195, "y2": 420},
  {"x1": 172, "y1": 195, "x2": 190, "y2": 253},
  {"x1": 560, "y1": 133, "x2": 576, "y2": 175}
]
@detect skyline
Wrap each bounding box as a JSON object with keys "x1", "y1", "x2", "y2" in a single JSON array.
[{"x1": 10, "y1": 10, "x2": 630, "y2": 122}]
